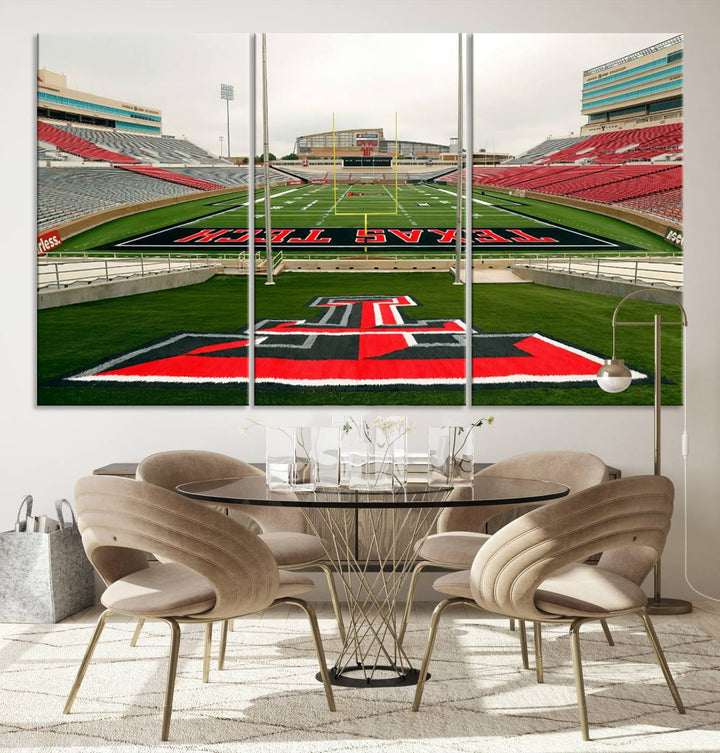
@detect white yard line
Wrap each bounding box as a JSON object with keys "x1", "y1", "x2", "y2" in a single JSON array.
[
  {"x1": 315, "y1": 188, "x2": 345, "y2": 226},
  {"x1": 115, "y1": 187, "x2": 306, "y2": 247},
  {"x1": 381, "y1": 183, "x2": 417, "y2": 225},
  {"x1": 431, "y1": 185, "x2": 619, "y2": 247}
]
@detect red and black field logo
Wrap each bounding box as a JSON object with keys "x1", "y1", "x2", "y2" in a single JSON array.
[{"x1": 63, "y1": 294, "x2": 645, "y2": 389}]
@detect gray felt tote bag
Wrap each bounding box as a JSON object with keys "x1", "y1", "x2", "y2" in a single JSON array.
[{"x1": 0, "y1": 496, "x2": 96, "y2": 622}]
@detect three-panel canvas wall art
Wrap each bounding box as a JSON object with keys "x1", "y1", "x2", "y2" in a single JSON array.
[{"x1": 37, "y1": 33, "x2": 684, "y2": 406}]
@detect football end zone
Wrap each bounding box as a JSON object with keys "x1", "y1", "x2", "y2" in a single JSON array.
[{"x1": 103, "y1": 225, "x2": 633, "y2": 254}]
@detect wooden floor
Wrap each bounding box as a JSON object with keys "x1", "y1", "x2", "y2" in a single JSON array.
[{"x1": 668, "y1": 598, "x2": 720, "y2": 641}]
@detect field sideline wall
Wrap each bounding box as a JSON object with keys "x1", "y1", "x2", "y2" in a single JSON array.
[
  {"x1": 38, "y1": 266, "x2": 219, "y2": 309},
  {"x1": 512, "y1": 265, "x2": 683, "y2": 304},
  {"x1": 50, "y1": 185, "x2": 249, "y2": 242},
  {"x1": 482, "y1": 185, "x2": 681, "y2": 237}
]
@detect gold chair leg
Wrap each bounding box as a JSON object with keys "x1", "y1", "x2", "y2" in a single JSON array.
[
  {"x1": 399, "y1": 560, "x2": 434, "y2": 648},
  {"x1": 569, "y1": 619, "x2": 590, "y2": 741},
  {"x1": 412, "y1": 597, "x2": 466, "y2": 712},
  {"x1": 600, "y1": 618, "x2": 614, "y2": 647},
  {"x1": 64, "y1": 609, "x2": 112, "y2": 714},
  {"x1": 509, "y1": 618, "x2": 516, "y2": 631},
  {"x1": 203, "y1": 622, "x2": 212, "y2": 683},
  {"x1": 317, "y1": 562, "x2": 346, "y2": 643},
  {"x1": 519, "y1": 619, "x2": 529, "y2": 670},
  {"x1": 130, "y1": 618, "x2": 145, "y2": 647},
  {"x1": 159, "y1": 618, "x2": 181, "y2": 742},
  {"x1": 281, "y1": 597, "x2": 336, "y2": 711},
  {"x1": 533, "y1": 621, "x2": 544, "y2": 683},
  {"x1": 218, "y1": 620, "x2": 229, "y2": 670},
  {"x1": 638, "y1": 609, "x2": 685, "y2": 714},
  {"x1": 229, "y1": 619, "x2": 235, "y2": 632}
]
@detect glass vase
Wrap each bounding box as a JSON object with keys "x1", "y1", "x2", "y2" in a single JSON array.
[
  {"x1": 428, "y1": 425, "x2": 474, "y2": 487},
  {"x1": 292, "y1": 426, "x2": 315, "y2": 491},
  {"x1": 312, "y1": 426, "x2": 340, "y2": 488},
  {"x1": 339, "y1": 415, "x2": 407, "y2": 490},
  {"x1": 336, "y1": 415, "x2": 372, "y2": 487},
  {"x1": 266, "y1": 426, "x2": 295, "y2": 490},
  {"x1": 374, "y1": 415, "x2": 407, "y2": 488}
]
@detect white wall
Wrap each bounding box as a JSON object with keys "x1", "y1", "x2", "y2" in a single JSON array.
[{"x1": 1, "y1": 0, "x2": 718, "y2": 602}]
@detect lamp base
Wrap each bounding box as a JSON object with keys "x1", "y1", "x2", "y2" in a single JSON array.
[{"x1": 646, "y1": 597, "x2": 693, "y2": 615}]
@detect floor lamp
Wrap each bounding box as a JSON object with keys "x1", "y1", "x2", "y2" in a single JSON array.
[{"x1": 596, "y1": 289, "x2": 692, "y2": 615}]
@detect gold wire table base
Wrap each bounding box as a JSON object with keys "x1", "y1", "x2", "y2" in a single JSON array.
[{"x1": 301, "y1": 491, "x2": 447, "y2": 687}]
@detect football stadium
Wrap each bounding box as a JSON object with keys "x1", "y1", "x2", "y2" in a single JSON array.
[{"x1": 36, "y1": 35, "x2": 683, "y2": 406}]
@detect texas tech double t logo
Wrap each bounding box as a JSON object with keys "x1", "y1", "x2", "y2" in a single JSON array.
[{"x1": 65, "y1": 294, "x2": 620, "y2": 390}]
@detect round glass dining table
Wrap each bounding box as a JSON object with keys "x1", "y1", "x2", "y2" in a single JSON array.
[{"x1": 177, "y1": 475, "x2": 569, "y2": 688}]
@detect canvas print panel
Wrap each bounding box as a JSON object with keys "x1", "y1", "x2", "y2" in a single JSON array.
[
  {"x1": 252, "y1": 33, "x2": 466, "y2": 406},
  {"x1": 37, "y1": 34, "x2": 250, "y2": 405},
  {"x1": 467, "y1": 33, "x2": 683, "y2": 406}
]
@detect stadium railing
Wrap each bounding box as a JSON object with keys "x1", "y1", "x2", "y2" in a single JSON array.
[
  {"x1": 37, "y1": 255, "x2": 228, "y2": 290},
  {"x1": 519, "y1": 255, "x2": 683, "y2": 289}
]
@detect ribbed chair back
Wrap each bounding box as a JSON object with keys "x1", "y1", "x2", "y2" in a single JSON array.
[
  {"x1": 437, "y1": 450, "x2": 609, "y2": 533},
  {"x1": 75, "y1": 475, "x2": 280, "y2": 621},
  {"x1": 136, "y1": 449, "x2": 306, "y2": 534},
  {"x1": 468, "y1": 475, "x2": 673, "y2": 622}
]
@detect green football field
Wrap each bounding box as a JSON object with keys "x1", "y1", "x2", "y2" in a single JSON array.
[
  {"x1": 37, "y1": 272, "x2": 682, "y2": 406},
  {"x1": 39, "y1": 179, "x2": 682, "y2": 406},
  {"x1": 53, "y1": 182, "x2": 678, "y2": 258}
]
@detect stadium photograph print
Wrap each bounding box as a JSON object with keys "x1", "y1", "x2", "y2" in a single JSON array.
[
  {"x1": 36, "y1": 32, "x2": 683, "y2": 407},
  {"x1": 37, "y1": 34, "x2": 252, "y2": 406},
  {"x1": 468, "y1": 32, "x2": 683, "y2": 407}
]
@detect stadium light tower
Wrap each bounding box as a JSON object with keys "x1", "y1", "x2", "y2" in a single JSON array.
[
  {"x1": 220, "y1": 83, "x2": 234, "y2": 160},
  {"x1": 219, "y1": 135, "x2": 224, "y2": 158}
]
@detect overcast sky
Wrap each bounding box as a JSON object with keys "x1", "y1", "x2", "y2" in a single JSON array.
[{"x1": 40, "y1": 32, "x2": 678, "y2": 159}]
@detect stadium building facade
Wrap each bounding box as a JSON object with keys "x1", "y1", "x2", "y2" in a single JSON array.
[
  {"x1": 294, "y1": 128, "x2": 449, "y2": 159},
  {"x1": 37, "y1": 69, "x2": 162, "y2": 135},
  {"x1": 377, "y1": 139, "x2": 450, "y2": 157},
  {"x1": 294, "y1": 128, "x2": 384, "y2": 157},
  {"x1": 580, "y1": 35, "x2": 682, "y2": 135}
]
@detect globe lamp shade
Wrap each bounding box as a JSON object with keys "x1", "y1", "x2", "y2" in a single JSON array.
[{"x1": 596, "y1": 358, "x2": 633, "y2": 393}]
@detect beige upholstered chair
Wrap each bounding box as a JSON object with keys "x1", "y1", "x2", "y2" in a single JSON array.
[
  {"x1": 411, "y1": 475, "x2": 685, "y2": 741},
  {"x1": 134, "y1": 450, "x2": 345, "y2": 666},
  {"x1": 64, "y1": 475, "x2": 335, "y2": 741},
  {"x1": 399, "y1": 450, "x2": 610, "y2": 667}
]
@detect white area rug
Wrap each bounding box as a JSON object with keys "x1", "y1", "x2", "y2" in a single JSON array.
[{"x1": 0, "y1": 611, "x2": 718, "y2": 752}]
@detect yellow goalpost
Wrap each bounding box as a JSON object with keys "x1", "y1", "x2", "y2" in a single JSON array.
[{"x1": 332, "y1": 113, "x2": 399, "y2": 249}]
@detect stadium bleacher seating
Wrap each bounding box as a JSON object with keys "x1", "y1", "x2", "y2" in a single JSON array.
[
  {"x1": 45, "y1": 122, "x2": 224, "y2": 165},
  {"x1": 442, "y1": 164, "x2": 681, "y2": 226},
  {"x1": 170, "y1": 166, "x2": 291, "y2": 187},
  {"x1": 436, "y1": 123, "x2": 683, "y2": 223},
  {"x1": 37, "y1": 167, "x2": 197, "y2": 231},
  {"x1": 464, "y1": 164, "x2": 681, "y2": 201},
  {"x1": 569, "y1": 166, "x2": 681, "y2": 202},
  {"x1": 36, "y1": 116, "x2": 682, "y2": 233},
  {"x1": 532, "y1": 123, "x2": 682, "y2": 165},
  {"x1": 619, "y1": 188, "x2": 682, "y2": 222},
  {"x1": 503, "y1": 136, "x2": 586, "y2": 165},
  {"x1": 38, "y1": 121, "x2": 138, "y2": 164},
  {"x1": 116, "y1": 165, "x2": 224, "y2": 191}
]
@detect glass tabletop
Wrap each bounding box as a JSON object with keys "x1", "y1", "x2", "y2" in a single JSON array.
[{"x1": 176, "y1": 475, "x2": 570, "y2": 509}]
